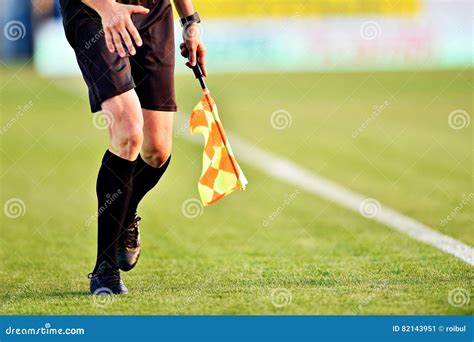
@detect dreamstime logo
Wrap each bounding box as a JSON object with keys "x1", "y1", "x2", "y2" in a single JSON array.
[
  {"x1": 4, "y1": 322, "x2": 85, "y2": 336},
  {"x1": 352, "y1": 100, "x2": 389, "y2": 138},
  {"x1": 174, "y1": 121, "x2": 189, "y2": 138},
  {"x1": 359, "y1": 198, "x2": 381, "y2": 218},
  {"x1": 84, "y1": 29, "x2": 105, "y2": 49},
  {"x1": 270, "y1": 288, "x2": 292, "y2": 308},
  {"x1": 448, "y1": 288, "x2": 470, "y2": 308},
  {"x1": 359, "y1": 21, "x2": 381, "y2": 41},
  {"x1": 181, "y1": 198, "x2": 203, "y2": 218},
  {"x1": 84, "y1": 190, "x2": 123, "y2": 227},
  {"x1": 448, "y1": 110, "x2": 470, "y2": 130},
  {"x1": 0, "y1": 100, "x2": 34, "y2": 136},
  {"x1": 3, "y1": 198, "x2": 26, "y2": 219},
  {"x1": 182, "y1": 23, "x2": 204, "y2": 42},
  {"x1": 440, "y1": 193, "x2": 473, "y2": 227},
  {"x1": 4, "y1": 20, "x2": 26, "y2": 41},
  {"x1": 262, "y1": 190, "x2": 300, "y2": 227},
  {"x1": 352, "y1": 281, "x2": 388, "y2": 315},
  {"x1": 92, "y1": 110, "x2": 114, "y2": 130},
  {"x1": 270, "y1": 110, "x2": 292, "y2": 130},
  {"x1": 91, "y1": 287, "x2": 115, "y2": 307},
  {"x1": 174, "y1": 111, "x2": 194, "y2": 138}
]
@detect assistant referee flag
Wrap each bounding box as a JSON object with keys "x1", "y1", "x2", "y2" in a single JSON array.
[{"x1": 190, "y1": 85, "x2": 248, "y2": 206}]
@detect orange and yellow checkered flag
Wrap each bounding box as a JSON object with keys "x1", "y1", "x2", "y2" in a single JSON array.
[{"x1": 190, "y1": 90, "x2": 248, "y2": 206}]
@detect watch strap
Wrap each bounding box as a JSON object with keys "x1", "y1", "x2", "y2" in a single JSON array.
[{"x1": 180, "y1": 12, "x2": 201, "y2": 28}]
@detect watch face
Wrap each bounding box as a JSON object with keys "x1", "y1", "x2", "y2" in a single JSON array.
[{"x1": 181, "y1": 13, "x2": 200, "y2": 25}]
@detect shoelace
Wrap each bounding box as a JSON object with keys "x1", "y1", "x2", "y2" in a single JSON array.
[{"x1": 125, "y1": 216, "x2": 141, "y2": 249}]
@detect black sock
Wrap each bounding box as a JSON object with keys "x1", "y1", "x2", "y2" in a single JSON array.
[
  {"x1": 124, "y1": 154, "x2": 171, "y2": 225},
  {"x1": 94, "y1": 150, "x2": 137, "y2": 272}
]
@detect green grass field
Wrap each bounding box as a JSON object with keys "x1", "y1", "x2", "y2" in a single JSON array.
[{"x1": 0, "y1": 65, "x2": 472, "y2": 315}]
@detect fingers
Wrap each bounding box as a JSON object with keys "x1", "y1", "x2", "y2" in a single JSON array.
[
  {"x1": 127, "y1": 5, "x2": 149, "y2": 15},
  {"x1": 180, "y1": 42, "x2": 208, "y2": 75},
  {"x1": 198, "y1": 57, "x2": 207, "y2": 77},
  {"x1": 119, "y1": 26, "x2": 135, "y2": 55},
  {"x1": 110, "y1": 20, "x2": 141, "y2": 57},
  {"x1": 188, "y1": 44, "x2": 197, "y2": 67},
  {"x1": 180, "y1": 42, "x2": 188, "y2": 58},
  {"x1": 197, "y1": 46, "x2": 207, "y2": 76},
  {"x1": 104, "y1": 28, "x2": 115, "y2": 53},
  {"x1": 126, "y1": 18, "x2": 142, "y2": 47},
  {"x1": 101, "y1": 4, "x2": 146, "y2": 57},
  {"x1": 111, "y1": 30, "x2": 126, "y2": 57}
]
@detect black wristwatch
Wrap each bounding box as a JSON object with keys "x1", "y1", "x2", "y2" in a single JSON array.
[{"x1": 180, "y1": 12, "x2": 201, "y2": 28}]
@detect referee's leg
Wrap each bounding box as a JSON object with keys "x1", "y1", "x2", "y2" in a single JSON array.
[
  {"x1": 140, "y1": 109, "x2": 173, "y2": 168},
  {"x1": 122, "y1": 110, "x2": 173, "y2": 227},
  {"x1": 102, "y1": 90, "x2": 144, "y2": 161},
  {"x1": 89, "y1": 89, "x2": 143, "y2": 294}
]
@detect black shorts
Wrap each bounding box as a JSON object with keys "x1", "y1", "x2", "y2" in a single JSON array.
[{"x1": 61, "y1": 0, "x2": 176, "y2": 113}]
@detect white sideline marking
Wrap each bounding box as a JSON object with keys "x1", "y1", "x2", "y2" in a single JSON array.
[
  {"x1": 54, "y1": 81, "x2": 473, "y2": 266},
  {"x1": 177, "y1": 115, "x2": 473, "y2": 266}
]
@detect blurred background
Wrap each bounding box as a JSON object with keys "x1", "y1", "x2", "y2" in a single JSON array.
[
  {"x1": 0, "y1": 0, "x2": 472, "y2": 315},
  {"x1": 1, "y1": 0, "x2": 472, "y2": 72}
]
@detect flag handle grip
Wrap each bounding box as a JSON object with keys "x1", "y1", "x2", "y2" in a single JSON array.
[{"x1": 192, "y1": 64, "x2": 207, "y2": 92}]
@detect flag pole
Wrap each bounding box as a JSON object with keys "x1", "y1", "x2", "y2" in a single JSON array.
[{"x1": 192, "y1": 64, "x2": 208, "y2": 94}]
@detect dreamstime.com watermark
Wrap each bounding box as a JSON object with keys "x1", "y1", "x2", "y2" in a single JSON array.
[
  {"x1": 181, "y1": 198, "x2": 204, "y2": 218},
  {"x1": 3, "y1": 20, "x2": 26, "y2": 41},
  {"x1": 1, "y1": 277, "x2": 33, "y2": 311},
  {"x1": 270, "y1": 288, "x2": 292, "y2": 308},
  {"x1": 352, "y1": 281, "x2": 388, "y2": 314},
  {"x1": 0, "y1": 100, "x2": 33, "y2": 136},
  {"x1": 448, "y1": 288, "x2": 470, "y2": 308},
  {"x1": 3, "y1": 198, "x2": 26, "y2": 219},
  {"x1": 83, "y1": 13, "x2": 123, "y2": 50},
  {"x1": 262, "y1": 189, "x2": 300, "y2": 227},
  {"x1": 359, "y1": 21, "x2": 381, "y2": 40},
  {"x1": 174, "y1": 111, "x2": 199, "y2": 138},
  {"x1": 84, "y1": 190, "x2": 123, "y2": 227},
  {"x1": 352, "y1": 100, "x2": 389, "y2": 138},
  {"x1": 182, "y1": 22, "x2": 204, "y2": 42},
  {"x1": 4, "y1": 323, "x2": 85, "y2": 336},
  {"x1": 92, "y1": 110, "x2": 114, "y2": 130},
  {"x1": 359, "y1": 198, "x2": 381, "y2": 219},
  {"x1": 91, "y1": 287, "x2": 116, "y2": 308},
  {"x1": 440, "y1": 193, "x2": 473, "y2": 227},
  {"x1": 270, "y1": 110, "x2": 293, "y2": 130},
  {"x1": 84, "y1": 29, "x2": 105, "y2": 50},
  {"x1": 174, "y1": 116, "x2": 190, "y2": 138},
  {"x1": 448, "y1": 110, "x2": 470, "y2": 130}
]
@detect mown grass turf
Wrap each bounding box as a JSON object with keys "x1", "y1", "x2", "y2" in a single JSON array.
[{"x1": 0, "y1": 66, "x2": 472, "y2": 315}]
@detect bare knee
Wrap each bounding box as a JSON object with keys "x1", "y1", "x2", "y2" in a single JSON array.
[
  {"x1": 113, "y1": 128, "x2": 143, "y2": 160},
  {"x1": 102, "y1": 91, "x2": 144, "y2": 161},
  {"x1": 141, "y1": 147, "x2": 171, "y2": 168}
]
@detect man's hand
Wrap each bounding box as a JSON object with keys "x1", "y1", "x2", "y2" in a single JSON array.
[
  {"x1": 83, "y1": 0, "x2": 149, "y2": 58},
  {"x1": 180, "y1": 23, "x2": 207, "y2": 76}
]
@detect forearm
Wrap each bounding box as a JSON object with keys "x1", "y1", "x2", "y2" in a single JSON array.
[
  {"x1": 173, "y1": 0, "x2": 195, "y2": 18},
  {"x1": 175, "y1": 0, "x2": 206, "y2": 74}
]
